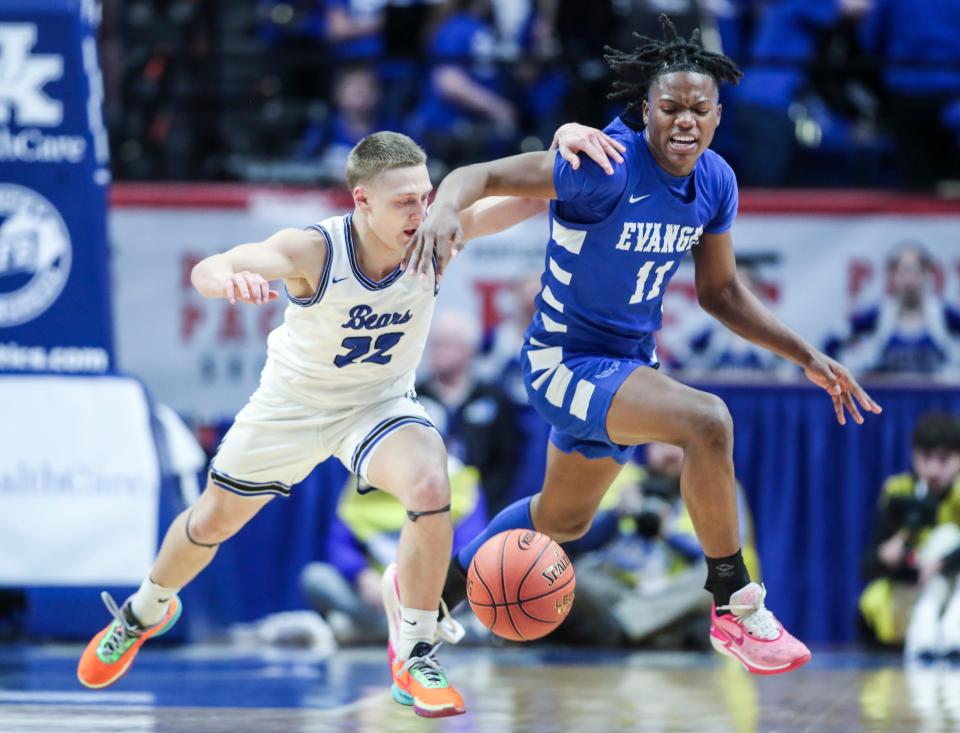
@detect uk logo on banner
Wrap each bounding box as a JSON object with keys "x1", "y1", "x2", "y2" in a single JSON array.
[
  {"x1": 0, "y1": 24, "x2": 63, "y2": 127},
  {"x1": 0, "y1": 22, "x2": 88, "y2": 166}
]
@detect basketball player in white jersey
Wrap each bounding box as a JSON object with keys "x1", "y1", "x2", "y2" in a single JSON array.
[{"x1": 77, "y1": 127, "x2": 625, "y2": 717}]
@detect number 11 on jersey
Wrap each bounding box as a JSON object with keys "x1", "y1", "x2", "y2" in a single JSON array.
[{"x1": 629, "y1": 261, "x2": 675, "y2": 304}]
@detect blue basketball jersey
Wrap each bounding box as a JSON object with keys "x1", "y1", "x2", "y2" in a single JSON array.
[{"x1": 525, "y1": 116, "x2": 738, "y2": 362}]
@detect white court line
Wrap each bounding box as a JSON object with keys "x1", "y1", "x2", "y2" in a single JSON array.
[
  {"x1": 303, "y1": 689, "x2": 393, "y2": 719},
  {"x1": 0, "y1": 691, "x2": 155, "y2": 705},
  {"x1": 0, "y1": 712, "x2": 154, "y2": 730}
]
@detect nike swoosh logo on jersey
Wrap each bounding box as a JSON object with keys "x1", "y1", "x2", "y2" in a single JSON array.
[
  {"x1": 629, "y1": 193, "x2": 652, "y2": 203},
  {"x1": 402, "y1": 618, "x2": 418, "y2": 626},
  {"x1": 332, "y1": 275, "x2": 349, "y2": 284}
]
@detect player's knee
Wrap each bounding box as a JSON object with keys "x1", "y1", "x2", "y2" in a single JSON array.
[
  {"x1": 187, "y1": 505, "x2": 243, "y2": 545},
  {"x1": 405, "y1": 467, "x2": 450, "y2": 513},
  {"x1": 542, "y1": 516, "x2": 592, "y2": 543},
  {"x1": 687, "y1": 394, "x2": 733, "y2": 452}
]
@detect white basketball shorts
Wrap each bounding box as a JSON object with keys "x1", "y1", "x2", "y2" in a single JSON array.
[{"x1": 209, "y1": 380, "x2": 436, "y2": 498}]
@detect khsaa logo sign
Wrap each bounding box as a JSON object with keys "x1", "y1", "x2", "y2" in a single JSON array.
[{"x1": 0, "y1": 184, "x2": 72, "y2": 327}]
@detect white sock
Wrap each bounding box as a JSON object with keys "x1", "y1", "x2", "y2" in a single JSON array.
[
  {"x1": 940, "y1": 583, "x2": 960, "y2": 648},
  {"x1": 397, "y1": 605, "x2": 438, "y2": 661},
  {"x1": 906, "y1": 576, "x2": 949, "y2": 655},
  {"x1": 130, "y1": 577, "x2": 179, "y2": 627}
]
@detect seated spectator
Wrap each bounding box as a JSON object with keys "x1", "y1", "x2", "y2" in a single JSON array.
[
  {"x1": 708, "y1": 0, "x2": 755, "y2": 65},
  {"x1": 411, "y1": 0, "x2": 520, "y2": 166},
  {"x1": 380, "y1": 0, "x2": 440, "y2": 126},
  {"x1": 490, "y1": 0, "x2": 568, "y2": 145},
  {"x1": 860, "y1": 0, "x2": 960, "y2": 188},
  {"x1": 258, "y1": 1, "x2": 331, "y2": 99},
  {"x1": 258, "y1": 1, "x2": 384, "y2": 97},
  {"x1": 259, "y1": 0, "x2": 328, "y2": 45},
  {"x1": 554, "y1": 442, "x2": 760, "y2": 647},
  {"x1": 298, "y1": 65, "x2": 385, "y2": 180},
  {"x1": 550, "y1": 0, "x2": 619, "y2": 125},
  {"x1": 828, "y1": 244, "x2": 960, "y2": 376},
  {"x1": 300, "y1": 455, "x2": 486, "y2": 643},
  {"x1": 325, "y1": 0, "x2": 386, "y2": 64},
  {"x1": 859, "y1": 412, "x2": 960, "y2": 658},
  {"x1": 735, "y1": 0, "x2": 876, "y2": 186},
  {"x1": 417, "y1": 310, "x2": 522, "y2": 515}
]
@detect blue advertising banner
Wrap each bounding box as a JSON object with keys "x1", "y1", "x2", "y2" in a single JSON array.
[{"x1": 0, "y1": 0, "x2": 112, "y2": 373}]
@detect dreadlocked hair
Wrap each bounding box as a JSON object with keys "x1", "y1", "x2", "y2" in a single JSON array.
[{"x1": 604, "y1": 14, "x2": 742, "y2": 112}]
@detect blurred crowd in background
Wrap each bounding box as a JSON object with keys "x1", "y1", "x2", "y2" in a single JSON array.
[{"x1": 98, "y1": 0, "x2": 960, "y2": 189}]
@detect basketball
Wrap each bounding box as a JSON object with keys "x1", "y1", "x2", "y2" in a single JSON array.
[{"x1": 466, "y1": 529, "x2": 576, "y2": 641}]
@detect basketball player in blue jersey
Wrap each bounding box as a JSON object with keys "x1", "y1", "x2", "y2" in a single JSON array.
[
  {"x1": 406, "y1": 16, "x2": 883, "y2": 675},
  {"x1": 76, "y1": 126, "x2": 623, "y2": 717}
]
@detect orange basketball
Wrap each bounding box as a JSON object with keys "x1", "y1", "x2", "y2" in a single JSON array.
[{"x1": 466, "y1": 529, "x2": 576, "y2": 641}]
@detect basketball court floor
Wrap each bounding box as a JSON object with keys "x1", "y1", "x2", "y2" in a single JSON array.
[{"x1": 0, "y1": 643, "x2": 954, "y2": 732}]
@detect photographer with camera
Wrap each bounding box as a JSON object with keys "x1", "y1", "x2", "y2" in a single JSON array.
[
  {"x1": 553, "y1": 442, "x2": 759, "y2": 647},
  {"x1": 860, "y1": 411, "x2": 960, "y2": 658}
]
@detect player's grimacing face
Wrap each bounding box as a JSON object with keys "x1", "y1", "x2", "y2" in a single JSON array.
[
  {"x1": 642, "y1": 71, "x2": 721, "y2": 176},
  {"x1": 355, "y1": 164, "x2": 432, "y2": 250}
]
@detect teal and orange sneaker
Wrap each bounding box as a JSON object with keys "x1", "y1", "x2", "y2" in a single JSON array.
[
  {"x1": 381, "y1": 563, "x2": 464, "y2": 673},
  {"x1": 391, "y1": 641, "x2": 466, "y2": 718},
  {"x1": 77, "y1": 591, "x2": 181, "y2": 689}
]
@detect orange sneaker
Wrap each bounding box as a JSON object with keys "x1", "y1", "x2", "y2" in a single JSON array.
[
  {"x1": 391, "y1": 641, "x2": 466, "y2": 718},
  {"x1": 77, "y1": 592, "x2": 182, "y2": 689}
]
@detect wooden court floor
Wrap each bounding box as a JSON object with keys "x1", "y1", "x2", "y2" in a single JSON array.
[{"x1": 0, "y1": 644, "x2": 955, "y2": 732}]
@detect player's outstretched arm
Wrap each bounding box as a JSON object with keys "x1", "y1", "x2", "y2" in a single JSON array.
[
  {"x1": 191, "y1": 227, "x2": 324, "y2": 305},
  {"x1": 404, "y1": 151, "x2": 556, "y2": 279},
  {"x1": 459, "y1": 196, "x2": 549, "y2": 243},
  {"x1": 693, "y1": 231, "x2": 883, "y2": 425},
  {"x1": 456, "y1": 124, "x2": 627, "y2": 243},
  {"x1": 406, "y1": 122, "x2": 626, "y2": 279}
]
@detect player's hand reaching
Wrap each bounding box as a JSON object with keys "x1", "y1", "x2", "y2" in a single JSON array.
[
  {"x1": 404, "y1": 203, "x2": 463, "y2": 282},
  {"x1": 551, "y1": 123, "x2": 626, "y2": 175},
  {"x1": 223, "y1": 271, "x2": 279, "y2": 305},
  {"x1": 802, "y1": 351, "x2": 882, "y2": 425}
]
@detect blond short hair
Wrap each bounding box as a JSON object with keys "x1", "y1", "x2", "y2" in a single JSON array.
[{"x1": 345, "y1": 132, "x2": 427, "y2": 189}]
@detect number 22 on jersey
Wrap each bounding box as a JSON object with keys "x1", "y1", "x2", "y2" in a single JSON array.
[{"x1": 334, "y1": 332, "x2": 404, "y2": 368}]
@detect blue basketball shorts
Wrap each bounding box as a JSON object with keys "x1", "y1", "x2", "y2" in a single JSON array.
[{"x1": 520, "y1": 341, "x2": 654, "y2": 463}]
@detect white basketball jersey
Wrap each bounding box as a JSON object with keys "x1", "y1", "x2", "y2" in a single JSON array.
[{"x1": 261, "y1": 213, "x2": 436, "y2": 409}]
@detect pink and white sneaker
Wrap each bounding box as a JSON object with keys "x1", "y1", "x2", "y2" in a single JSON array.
[
  {"x1": 381, "y1": 563, "x2": 464, "y2": 674},
  {"x1": 709, "y1": 582, "x2": 811, "y2": 675}
]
